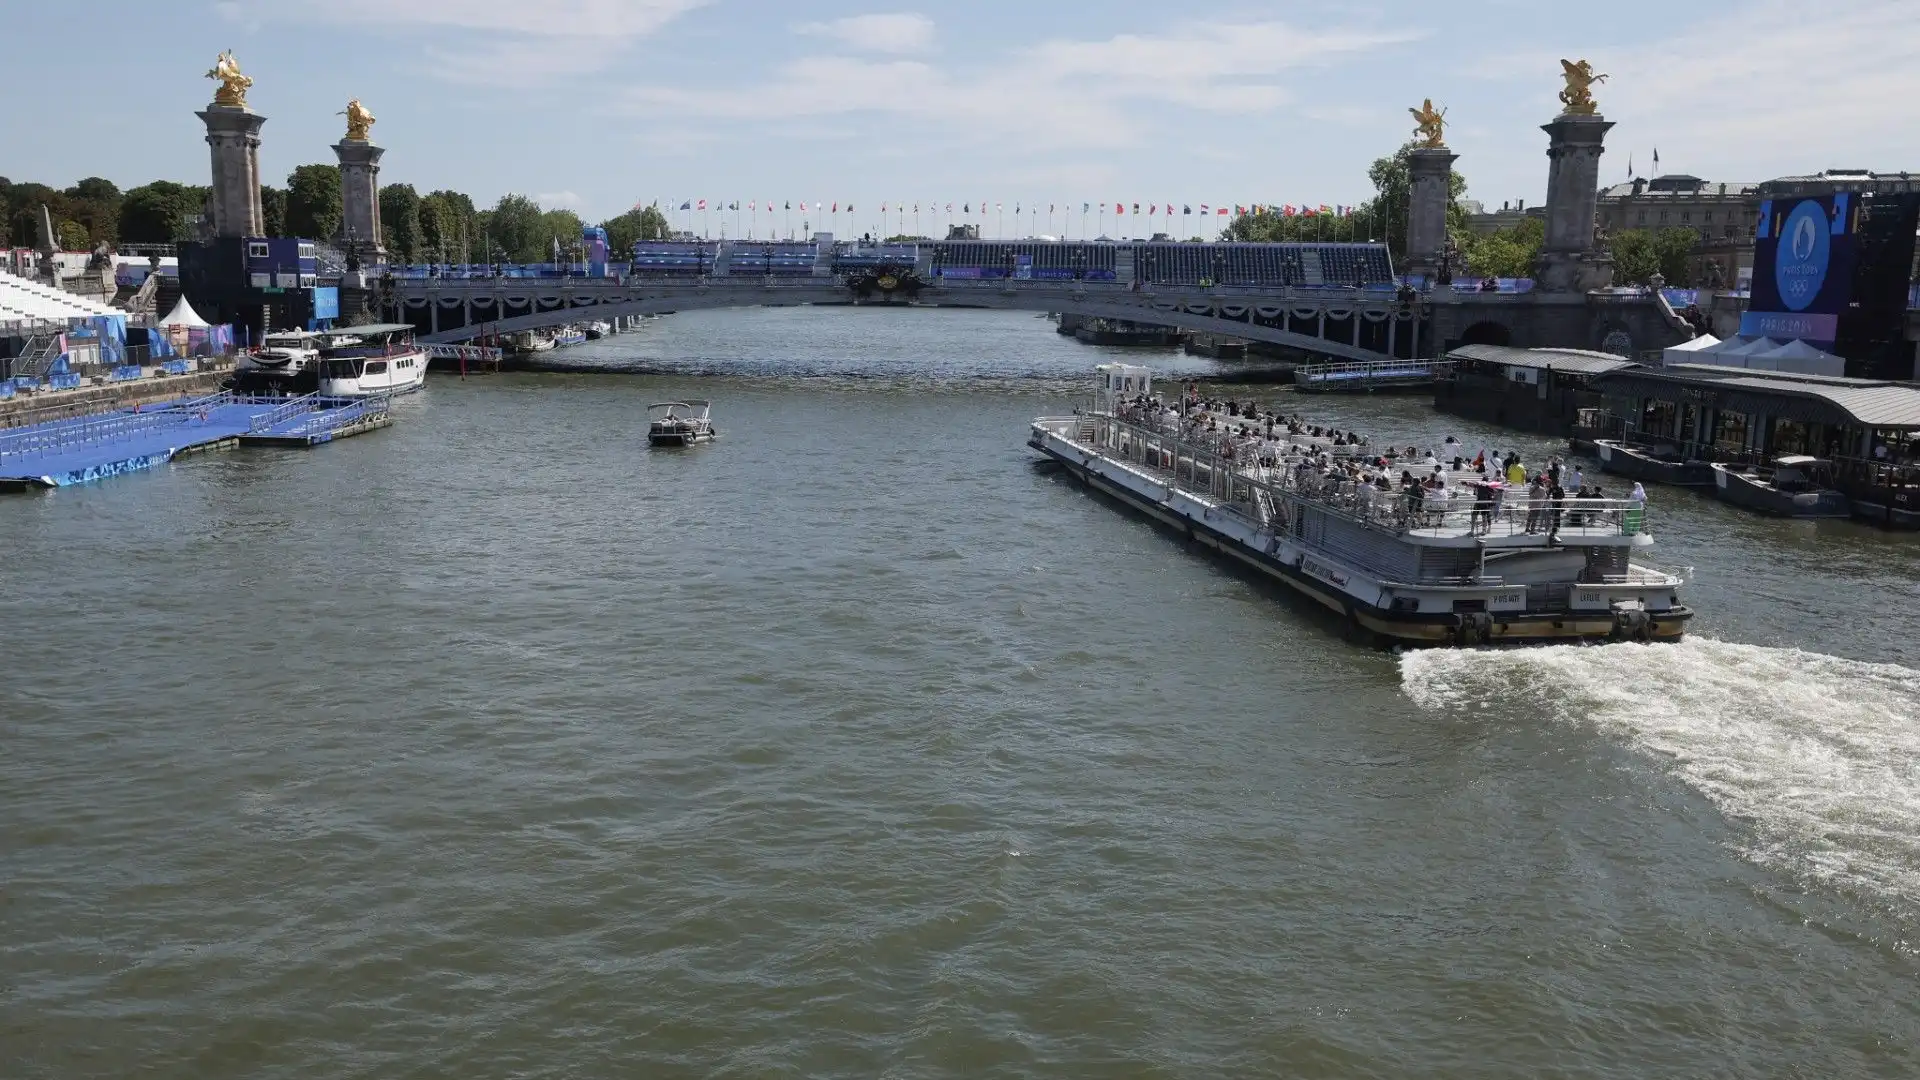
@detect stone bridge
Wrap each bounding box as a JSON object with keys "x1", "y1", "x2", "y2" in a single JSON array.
[{"x1": 386, "y1": 277, "x2": 1693, "y2": 362}]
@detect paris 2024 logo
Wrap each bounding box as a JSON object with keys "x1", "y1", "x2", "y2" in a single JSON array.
[{"x1": 1774, "y1": 200, "x2": 1831, "y2": 312}]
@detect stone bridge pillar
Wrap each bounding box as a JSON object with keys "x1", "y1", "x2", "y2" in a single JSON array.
[
  {"x1": 1533, "y1": 114, "x2": 1614, "y2": 292},
  {"x1": 334, "y1": 138, "x2": 386, "y2": 265},
  {"x1": 197, "y1": 104, "x2": 265, "y2": 238},
  {"x1": 1404, "y1": 148, "x2": 1457, "y2": 283}
]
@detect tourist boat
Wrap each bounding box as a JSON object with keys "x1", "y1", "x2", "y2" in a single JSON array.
[
  {"x1": 552, "y1": 326, "x2": 588, "y2": 348},
  {"x1": 1592, "y1": 438, "x2": 1714, "y2": 487},
  {"x1": 1029, "y1": 364, "x2": 1692, "y2": 647},
  {"x1": 233, "y1": 329, "x2": 323, "y2": 393},
  {"x1": 1709, "y1": 456, "x2": 1851, "y2": 518},
  {"x1": 315, "y1": 323, "x2": 428, "y2": 397},
  {"x1": 584, "y1": 320, "x2": 612, "y2": 340},
  {"x1": 648, "y1": 401, "x2": 717, "y2": 447}
]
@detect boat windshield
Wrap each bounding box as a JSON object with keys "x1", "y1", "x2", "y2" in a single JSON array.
[{"x1": 647, "y1": 401, "x2": 710, "y2": 421}]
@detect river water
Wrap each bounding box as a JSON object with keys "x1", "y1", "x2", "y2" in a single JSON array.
[{"x1": 3, "y1": 308, "x2": 1918, "y2": 1078}]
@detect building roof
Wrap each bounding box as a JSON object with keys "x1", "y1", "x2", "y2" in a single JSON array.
[
  {"x1": 1596, "y1": 363, "x2": 1920, "y2": 430},
  {"x1": 1598, "y1": 179, "x2": 1759, "y2": 200},
  {"x1": 1446, "y1": 344, "x2": 1638, "y2": 375}
]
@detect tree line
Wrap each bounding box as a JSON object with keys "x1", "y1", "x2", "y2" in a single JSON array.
[
  {"x1": 1218, "y1": 141, "x2": 1704, "y2": 287},
  {"x1": 1, "y1": 168, "x2": 670, "y2": 265}
]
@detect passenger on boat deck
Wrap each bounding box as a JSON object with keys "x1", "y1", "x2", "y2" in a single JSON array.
[
  {"x1": 1506, "y1": 457, "x2": 1526, "y2": 486},
  {"x1": 1630, "y1": 482, "x2": 1647, "y2": 506},
  {"x1": 1568, "y1": 464, "x2": 1584, "y2": 492},
  {"x1": 1526, "y1": 475, "x2": 1548, "y2": 533}
]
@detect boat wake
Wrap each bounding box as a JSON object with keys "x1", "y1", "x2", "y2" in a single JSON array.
[{"x1": 1400, "y1": 639, "x2": 1920, "y2": 911}]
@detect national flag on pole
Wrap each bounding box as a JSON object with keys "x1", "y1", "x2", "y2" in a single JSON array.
[
  {"x1": 1132, "y1": 203, "x2": 1140, "y2": 214},
  {"x1": 1116, "y1": 203, "x2": 1125, "y2": 214},
  {"x1": 680, "y1": 201, "x2": 691, "y2": 210},
  {"x1": 697, "y1": 199, "x2": 706, "y2": 210},
  {"x1": 832, "y1": 202, "x2": 837, "y2": 212},
  {"x1": 1216, "y1": 206, "x2": 1228, "y2": 215},
  {"x1": 1319, "y1": 204, "x2": 1332, "y2": 215},
  {"x1": 1082, "y1": 203, "x2": 1090, "y2": 213},
  {"x1": 1183, "y1": 205, "x2": 1191, "y2": 215},
  {"x1": 1199, "y1": 204, "x2": 1209, "y2": 214}
]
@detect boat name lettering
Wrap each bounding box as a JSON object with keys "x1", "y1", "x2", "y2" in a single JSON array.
[{"x1": 1300, "y1": 557, "x2": 1348, "y2": 587}]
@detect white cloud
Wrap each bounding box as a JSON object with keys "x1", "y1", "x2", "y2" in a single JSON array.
[
  {"x1": 248, "y1": 0, "x2": 709, "y2": 82},
  {"x1": 536, "y1": 191, "x2": 582, "y2": 209},
  {"x1": 623, "y1": 20, "x2": 1416, "y2": 151},
  {"x1": 794, "y1": 13, "x2": 935, "y2": 54}
]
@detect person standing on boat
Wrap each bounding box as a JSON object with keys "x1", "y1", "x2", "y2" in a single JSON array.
[
  {"x1": 1568, "y1": 463, "x2": 1584, "y2": 493},
  {"x1": 1547, "y1": 477, "x2": 1566, "y2": 540},
  {"x1": 1506, "y1": 456, "x2": 1526, "y2": 487},
  {"x1": 1526, "y1": 474, "x2": 1548, "y2": 533}
]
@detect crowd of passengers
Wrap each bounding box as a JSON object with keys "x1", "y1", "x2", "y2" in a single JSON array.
[{"x1": 1110, "y1": 385, "x2": 1646, "y2": 537}]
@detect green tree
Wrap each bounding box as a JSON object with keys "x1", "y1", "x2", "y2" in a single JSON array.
[
  {"x1": 1463, "y1": 216, "x2": 1544, "y2": 279},
  {"x1": 261, "y1": 185, "x2": 287, "y2": 237},
  {"x1": 600, "y1": 205, "x2": 669, "y2": 253},
  {"x1": 62, "y1": 177, "x2": 121, "y2": 246},
  {"x1": 379, "y1": 183, "x2": 422, "y2": 263},
  {"x1": 419, "y1": 189, "x2": 476, "y2": 262},
  {"x1": 1603, "y1": 227, "x2": 1698, "y2": 287},
  {"x1": 537, "y1": 207, "x2": 585, "y2": 262},
  {"x1": 118, "y1": 181, "x2": 202, "y2": 243},
  {"x1": 284, "y1": 164, "x2": 342, "y2": 240},
  {"x1": 56, "y1": 220, "x2": 89, "y2": 250},
  {"x1": 484, "y1": 194, "x2": 544, "y2": 263},
  {"x1": 6, "y1": 182, "x2": 67, "y2": 250}
]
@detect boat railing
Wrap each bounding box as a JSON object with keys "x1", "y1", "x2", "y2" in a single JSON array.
[{"x1": 1070, "y1": 410, "x2": 1650, "y2": 541}]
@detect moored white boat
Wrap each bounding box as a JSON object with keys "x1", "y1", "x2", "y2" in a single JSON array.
[
  {"x1": 648, "y1": 401, "x2": 717, "y2": 447},
  {"x1": 1030, "y1": 364, "x2": 1692, "y2": 647},
  {"x1": 1593, "y1": 438, "x2": 1714, "y2": 487},
  {"x1": 315, "y1": 323, "x2": 428, "y2": 397}
]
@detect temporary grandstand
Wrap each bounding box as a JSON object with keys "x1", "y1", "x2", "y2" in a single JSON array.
[
  {"x1": 725, "y1": 242, "x2": 820, "y2": 276},
  {"x1": 0, "y1": 268, "x2": 124, "y2": 331},
  {"x1": 1130, "y1": 242, "x2": 1393, "y2": 287}
]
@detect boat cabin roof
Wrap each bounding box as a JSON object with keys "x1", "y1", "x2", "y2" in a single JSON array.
[
  {"x1": 647, "y1": 400, "x2": 711, "y2": 409},
  {"x1": 327, "y1": 323, "x2": 415, "y2": 338},
  {"x1": 1773, "y1": 454, "x2": 1827, "y2": 467}
]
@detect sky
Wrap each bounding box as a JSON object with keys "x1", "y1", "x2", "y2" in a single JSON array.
[{"x1": 6, "y1": 0, "x2": 1917, "y2": 238}]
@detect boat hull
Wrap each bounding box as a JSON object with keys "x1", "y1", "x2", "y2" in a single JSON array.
[
  {"x1": 1031, "y1": 429, "x2": 1690, "y2": 647},
  {"x1": 1593, "y1": 440, "x2": 1714, "y2": 487},
  {"x1": 1710, "y1": 465, "x2": 1851, "y2": 518},
  {"x1": 648, "y1": 430, "x2": 715, "y2": 447},
  {"x1": 319, "y1": 350, "x2": 429, "y2": 398}
]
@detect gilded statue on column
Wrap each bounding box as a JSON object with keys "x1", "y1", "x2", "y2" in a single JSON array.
[
  {"x1": 340, "y1": 99, "x2": 376, "y2": 142},
  {"x1": 1558, "y1": 59, "x2": 1607, "y2": 115},
  {"x1": 206, "y1": 50, "x2": 252, "y2": 108},
  {"x1": 1409, "y1": 99, "x2": 1446, "y2": 149}
]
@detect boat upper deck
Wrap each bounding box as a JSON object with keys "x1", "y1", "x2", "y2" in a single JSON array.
[{"x1": 1044, "y1": 406, "x2": 1653, "y2": 550}]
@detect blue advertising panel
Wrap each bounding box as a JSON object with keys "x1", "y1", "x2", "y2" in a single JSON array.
[
  {"x1": 311, "y1": 286, "x2": 340, "y2": 320},
  {"x1": 1741, "y1": 195, "x2": 1855, "y2": 342}
]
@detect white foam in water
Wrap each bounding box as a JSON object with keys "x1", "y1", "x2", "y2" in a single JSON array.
[{"x1": 1401, "y1": 639, "x2": 1920, "y2": 909}]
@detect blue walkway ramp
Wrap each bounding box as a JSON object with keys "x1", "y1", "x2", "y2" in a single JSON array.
[
  {"x1": 238, "y1": 395, "x2": 393, "y2": 446},
  {"x1": 0, "y1": 393, "x2": 266, "y2": 488}
]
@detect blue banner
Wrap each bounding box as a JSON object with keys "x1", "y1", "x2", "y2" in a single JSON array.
[{"x1": 312, "y1": 287, "x2": 340, "y2": 320}]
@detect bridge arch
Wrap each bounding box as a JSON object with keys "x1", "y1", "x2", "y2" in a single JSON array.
[{"x1": 1457, "y1": 321, "x2": 1514, "y2": 347}]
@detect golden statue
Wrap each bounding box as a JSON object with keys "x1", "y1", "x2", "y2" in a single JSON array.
[
  {"x1": 1409, "y1": 99, "x2": 1446, "y2": 149},
  {"x1": 1558, "y1": 59, "x2": 1607, "y2": 115},
  {"x1": 340, "y1": 99, "x2": 376, "y2": 142},
  {"x1": 205, "y1": 50, "x2": 252, "y2": 108}
]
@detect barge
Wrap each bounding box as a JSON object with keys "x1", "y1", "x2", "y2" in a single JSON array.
[
  {"x1": 1030, "y1": 365, "x2": 1692, "y2": 647},
  {"x1": 1592, "y1": 438, "x2": 1714, "y2": 487}
]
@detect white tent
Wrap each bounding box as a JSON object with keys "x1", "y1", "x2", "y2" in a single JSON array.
[
  {"x1": 1660, "y1": 333, "x2": 1720, "y2": 366},
  {"x1": 1713, "y1": 336, "x2": 1781, "y2": 356},
  {"x1": 157, "y1": 296, "x2": 210, "y2": 328},
  {"x1": 1756, "y1": 339, "x2": 1846, "y2": 377}
]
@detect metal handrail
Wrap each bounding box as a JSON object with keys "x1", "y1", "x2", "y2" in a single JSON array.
[{"x1": 1078, "y1": 410, "x2": 1652, "y2": 541}]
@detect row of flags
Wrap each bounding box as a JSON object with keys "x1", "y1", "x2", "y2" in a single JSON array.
[{"x1": 661, "y1": 200, "x2": 1362, "y2": 218}]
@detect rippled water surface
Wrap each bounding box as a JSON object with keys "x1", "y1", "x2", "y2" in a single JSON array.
[{"x1": 4, "y1": 308, "x2": 1918, "y2": 1078}]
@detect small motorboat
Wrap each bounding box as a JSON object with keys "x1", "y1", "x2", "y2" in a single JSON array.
[
  {"x1": 1593, "y1": 438, "x2": 1714, "y2": 487},
  {"x1": 1709, "y1": 455, "x2": 1851, "y2": 518},
  {"x1": 648, "y1": 400, "x2": 718, "y2": 447}
]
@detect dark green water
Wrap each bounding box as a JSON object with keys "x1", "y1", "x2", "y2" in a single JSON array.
[{"x1": 3, "y1": 308, "x2": 1917, "y2": 1078}]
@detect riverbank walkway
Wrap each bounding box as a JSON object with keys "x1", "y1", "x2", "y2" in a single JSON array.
[{"x1": 0, "y1": 391, "x2": 393, "y2": 490}]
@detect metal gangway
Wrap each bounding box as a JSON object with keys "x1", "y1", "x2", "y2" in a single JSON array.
[
  {"x1": 0, "y1": 391, "x2": 240, "y2": 467},
  {"x1": 1293, "y1": 358, "x2": 1453, "y2": 393}
]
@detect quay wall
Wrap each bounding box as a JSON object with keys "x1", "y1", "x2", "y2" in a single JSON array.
[{"x1": 0, "y1": 368, "x2": 231, "y2": 428}]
